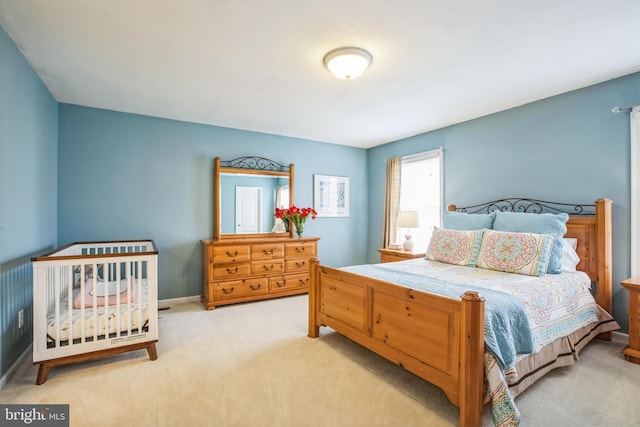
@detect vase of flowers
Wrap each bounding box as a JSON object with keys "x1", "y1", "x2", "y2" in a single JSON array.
[{"x1": 275, "y1": 205, "x2": 317, "y2": 237}]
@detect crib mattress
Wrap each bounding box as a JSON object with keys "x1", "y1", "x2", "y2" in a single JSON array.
[{"x1": 46, "y1": 279, "x2": 150, "y2": 344}]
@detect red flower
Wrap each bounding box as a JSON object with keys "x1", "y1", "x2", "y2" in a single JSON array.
[{"x1": 274, "y1": 205, "x2": 317, "y2": 235}]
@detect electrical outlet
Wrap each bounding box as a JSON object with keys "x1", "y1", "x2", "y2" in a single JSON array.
[{"x1": 18, "y1": 309, "x2": 24, "y2": 329}]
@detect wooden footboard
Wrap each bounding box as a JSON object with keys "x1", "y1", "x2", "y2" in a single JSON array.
[{"x1": 308, "y1": 258, "x2": 485, "y2": 427}]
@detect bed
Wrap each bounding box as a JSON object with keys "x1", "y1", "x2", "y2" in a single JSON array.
[
  {"x1": 307, "y1": 198, "x2": 618, "y2": 426},
  {"x1": 32, "y1": 240, "x2": 159, "y2": 385}
]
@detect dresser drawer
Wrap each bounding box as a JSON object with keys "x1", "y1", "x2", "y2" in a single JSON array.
[
  {"x1": 252, "y1": 243, "x2": 284, "y2": 259},
  {"x1": 268, "y1": 275, "x2": 289, "y2": 292},
  {"x1": 212, "y1": 263, "x2": 251, "y2": 280},
  {"x1": 287, "y1": 273, "x2": 310, "y2": 288},
  {"x1": 269, "y1": 273, "x2": 309, "y2": 292},
  {"x1": 214, "y1": 278, "x2": 268, "y2": 299},
  {"x1": 285, "y1": 242, "x2": 316, "y2": 258},
  {"x1": 211, "y1": 245, "x2": 251, "y2": 264},
  {"x1": 285, "y1": 258, "x2": 310, "y2": 273},
  {"x1": 251, "y1": 259, "x2": 285, "y2": 275}
]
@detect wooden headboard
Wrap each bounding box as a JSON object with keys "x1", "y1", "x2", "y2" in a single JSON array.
[{"x1": 447, "y1": 198, "x2": 612, "y2": 315}]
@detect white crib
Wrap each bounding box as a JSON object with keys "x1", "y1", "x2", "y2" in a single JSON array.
[{"x1": 32, "y1": 240, "x2": 159, "y2": 384}]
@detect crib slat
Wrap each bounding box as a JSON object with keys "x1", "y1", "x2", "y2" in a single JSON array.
[
  {"x1": 54, "y1": 266, "x2": 60, "y2": 349},
  {"x1": 92, "y1": 263, "x2": 98, "y2": 343},
  {"x1": 137, "y1": 260, "x2": 142, "y2": 335},
  {"x1": 126, "y1": 261, "x2": 132, "y2": 336},
  {"x1": 115, "y1": 261, "x2": 121, "y2": 338},
  {"x1": 66, "y1": 264, "x2": 73, "y2": 348},
  {"x1": 80, "y1": 264, "x2": 86, "y2": 344}
]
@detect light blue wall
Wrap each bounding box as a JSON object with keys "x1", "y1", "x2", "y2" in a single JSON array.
[
  {"x1": 368, "y1": 72, "x2": 640, "y2": 332},
  {"x1": 0, "y1": 26, "x2": 58, "y2": 378},
  {"x1": 57, "y1": 105, "x2": 368, "y2": 299}
]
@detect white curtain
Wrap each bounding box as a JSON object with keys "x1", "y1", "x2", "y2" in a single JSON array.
[{"x1": 631, "y1": 107, "x2": 640, "y2": 275}]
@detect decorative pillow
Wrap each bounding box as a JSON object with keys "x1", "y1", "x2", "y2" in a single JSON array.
[
  {"x1": 560, "y1": 238, "x2": 580, "y2": 273},
  {"x1": 73, "y1": 278, "x2": 137, "y2": 309},
  {"x1": 443, "y1": 211, "x2": 496, "y2": 230},
  {"x1": 492, "y1": 211, "x2": 569, "y2": 274},
  {"x1": 476, "y1": 229, "x2": 556, "y2": 276},
  {"x1": 426, "y1": 228, "x2": 484, "y2": 267}
]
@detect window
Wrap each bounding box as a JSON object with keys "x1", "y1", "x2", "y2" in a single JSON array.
[
  {"x1": 396, "y1": 149, "x2": 442, "y2": 251},
  {"x1": 275, "y1": 184, "x2": 289, "y2": 209},
  {"x1": 382, "y1": 148, "x2": 442, "y2": 252}
]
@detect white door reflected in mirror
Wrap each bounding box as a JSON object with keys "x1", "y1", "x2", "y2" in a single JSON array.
[{"x1": 235, "y1": 186, "x2": 262, "y2": 234}]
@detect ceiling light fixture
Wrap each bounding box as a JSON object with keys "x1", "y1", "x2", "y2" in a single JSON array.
[{"x1": 323, "y1": 47, "x2": 372, "y2": 80}]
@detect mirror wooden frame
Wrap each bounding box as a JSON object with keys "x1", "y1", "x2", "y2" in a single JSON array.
[{"x1": 214, "y1": 156, "x2": 294, "y2": 240}]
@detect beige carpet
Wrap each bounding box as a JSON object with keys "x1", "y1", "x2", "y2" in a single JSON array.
[{"x1": 1, "y1": 295, "x2": 639, "y2": 427}]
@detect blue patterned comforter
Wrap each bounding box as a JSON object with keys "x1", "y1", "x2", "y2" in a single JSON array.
[{"x1": 341, "y1": 259, "x2": 598, "y2": 372}]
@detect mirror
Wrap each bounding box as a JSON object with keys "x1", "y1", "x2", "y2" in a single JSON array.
[{"x1": 214, "y1": 156, "x2": 294, "y2": 240}]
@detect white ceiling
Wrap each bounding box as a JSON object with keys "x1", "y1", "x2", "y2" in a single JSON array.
[{"x1": 1, "y1": 1, "x2": 639, "y2": 149}]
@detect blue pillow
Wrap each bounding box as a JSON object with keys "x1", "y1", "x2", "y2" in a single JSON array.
[
  {"x1": 492, "y1": 211, "x2": 569, "y2": 274},
  {"x1": 443, "y1": 211, "x2": 496, "y2": 230}
]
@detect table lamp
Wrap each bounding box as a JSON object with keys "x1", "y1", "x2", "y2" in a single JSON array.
[{"x1": 398, "y1": 210, "x2": 419, "y2": 251}]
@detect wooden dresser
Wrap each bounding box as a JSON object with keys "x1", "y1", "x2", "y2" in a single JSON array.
[{"x1": 201, "y1": 236, "x2": 319, "y2": 310}]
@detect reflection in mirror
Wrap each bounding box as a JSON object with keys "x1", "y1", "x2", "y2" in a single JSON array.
[
  {"x1": 220, "y1": 174, "x2": 289, "y2": 234},
  {"x1": 214, "y1": 156, "x2": 294, "y2": 240}
]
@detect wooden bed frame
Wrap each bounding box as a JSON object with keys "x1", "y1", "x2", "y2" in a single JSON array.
[{"x1": 308, "y1": 199, "x2": 612, "y2": 427}]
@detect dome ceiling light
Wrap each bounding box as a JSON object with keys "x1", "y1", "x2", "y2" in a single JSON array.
[{"x1": 323, "y1": 47, "x2": 372, "y2": 80}]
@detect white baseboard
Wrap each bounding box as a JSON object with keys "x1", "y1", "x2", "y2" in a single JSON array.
[
  {"x1": 0, "y1": 344, "x2": 32, "y2": 390},
  {"x1": 158, "y1": 295, "x2": 200, "y2": 309}
]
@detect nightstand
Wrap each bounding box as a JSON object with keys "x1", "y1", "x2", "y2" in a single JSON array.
[
  {"x1": 378, "y1": 248, "x2": 425, "y2": 263},
  {"x1": 621, "y1": 277, "x2": 640, "y2": 364}
]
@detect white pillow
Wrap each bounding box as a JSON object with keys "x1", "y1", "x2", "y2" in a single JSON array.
[{"x1": 560, "y1": 238, "x2": 579, "y2": 273}]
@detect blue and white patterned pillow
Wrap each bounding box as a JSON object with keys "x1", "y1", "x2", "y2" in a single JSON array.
[
  {"x1": 476, "y1": 229, "x2": 556, "y2": 276},
  {"x1": 426, "y1": 228, "x2": 484, "y2": 267},
  {"x1": 492, "y1": 211, "x2": 568, "y2": 274}
]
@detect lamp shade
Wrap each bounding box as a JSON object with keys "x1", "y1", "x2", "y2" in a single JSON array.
[
  {"x1": 323, "y1": 47, "x2": 372, "y2": 80},
  {"x1": 398, "y1": 210, "x2": 419, "y2": 228}
]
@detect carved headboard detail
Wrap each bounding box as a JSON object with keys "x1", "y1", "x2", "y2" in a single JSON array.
[{"x1": 447, "y1": 198, "x2": 595, "y2": 216}]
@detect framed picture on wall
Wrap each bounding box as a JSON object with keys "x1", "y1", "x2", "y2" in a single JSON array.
[{"x1": 313, "y1": 175, "x2": 350, "y2": 217}]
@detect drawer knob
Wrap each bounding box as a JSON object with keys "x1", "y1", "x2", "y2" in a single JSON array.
[
  {"x1": 295, "y1": 261, "x2": 306, "y2": 268},
  {"x1": 250, "y1": 283, "x2": 262, "y2": 291},
  {"x1": 226, "y1": 250, "x2": 238, "y2": 257},
  {"x1": 299, "y1": 278, "x2": 309, "y2": 285},
  {"x1": 275, "y1": 281, "x2": 286, "y2": 287},
  {"x1": 263, "y1": 248, "x2": 274, "y2": 255},
  {"x1": 226, "y1": 267, "x2": 239, "y2": 274},
  {"x1": 222, "y1": 287, "x2": 235, "y2": 294},
  {"x1": 295, "y1": 247, "x2": 305, "y2": 253}
]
